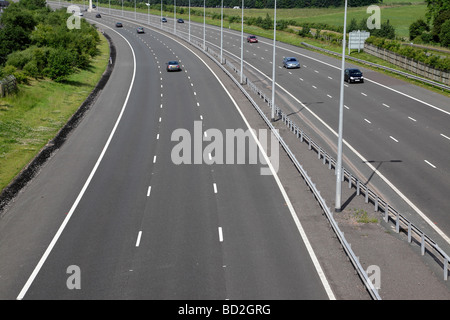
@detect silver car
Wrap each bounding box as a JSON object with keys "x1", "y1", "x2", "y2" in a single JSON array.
[{"x1": 283, "y1": 57, "x2": 300, "y2": 69}]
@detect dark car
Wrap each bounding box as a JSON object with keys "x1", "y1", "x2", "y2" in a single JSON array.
[
  {"x1": 161, "y1": 17, "x2": 167, "y2": 23},
  {"x1": 136, "y1": 26, "x2": 144, "y2": 33},
  {"x1": 166, "y1": 60, "x2": 181, "y2": 72},
  {"x1": 282, "y1": 57, "x2": 300, "y2": 69},
  {"x1": 344, "y1": 68, "x2": 364, "y2": 83},
  {"x1": 247, "y1": 35, "x2": 258, "y2": 43},
  {"x1": 177, "y1": 18, "x2": 184, "y2": 23},
  {"x1": 116, "y1": 22, "x2": 123, "y2": 27},
  {"x1": 95, "y1": 13, "x2": 101, "y2": 18}
]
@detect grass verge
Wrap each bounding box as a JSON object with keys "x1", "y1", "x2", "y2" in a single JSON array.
[{"x1": 0, "y1": 30, "x2": 110, "y2": 192}]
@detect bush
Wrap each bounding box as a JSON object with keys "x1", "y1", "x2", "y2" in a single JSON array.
[
  {"x1": 409, "y1": 19, "x2": 429, "y2": 41},
  {"x1": 439, "y1": 20, "x2": 450, "y2": 48},
  {"x1": 44, "y1": 48, "x2": 74, "y2": 82}
]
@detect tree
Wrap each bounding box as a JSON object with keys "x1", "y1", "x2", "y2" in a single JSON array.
[
  {"x1": 409, "y1": 19, "x2": 429, "y2": 41},
  {"x1": 371, "y1": 20, "x2": 395, "y2": 39},
  {"x1": 431, "y1": 10, "x2": 450, "y2": 42},
  {"x1": 348, "y1": 18, "x2": 359, "y2": 32},
  {"x1": 439, "y1": 19, "x2": 450, "y2": 47},
  {"x1": 425, "y1": 0, "x2": 450, "y2": 23}
]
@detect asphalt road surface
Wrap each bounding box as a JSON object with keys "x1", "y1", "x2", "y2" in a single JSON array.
[{"x1": 0, "y1": 11, "x2": 333, "y2": 300}]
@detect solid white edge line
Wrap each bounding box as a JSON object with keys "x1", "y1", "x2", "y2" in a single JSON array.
[
  {"x1": 16, "y1": 22, "x2": 137, "y2": 300},
  {"x1": 218, "y1": 227, "x2": 223, "y2": 242}
]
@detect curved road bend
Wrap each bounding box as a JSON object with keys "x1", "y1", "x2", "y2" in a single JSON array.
[{"x1": 0, "y1": 13, "x2": 333, "y2": 299}]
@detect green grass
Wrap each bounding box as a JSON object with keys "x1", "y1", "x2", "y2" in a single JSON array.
[
  {"x1": 352, "y1": 208, "x2": 378, "y2": 224},
  {"x1": 0, "y1": 31, "x2": 109, "y2": 192}
]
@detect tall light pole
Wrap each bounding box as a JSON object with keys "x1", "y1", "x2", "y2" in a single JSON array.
[
  {"x1": 135, "y1": 0, "x2": 136, "y2": 20},
  {"x1": 220, "y1": 0, "x2": 223, "y2": 63},
  {"x1": 122, "y1": 0, "x2": 123, "y2": 17},
  {"x1": 240, "y1": 0, "x2": 244, "y2": 84},
  {"x1": 146, "y1": 2, "x2": 150, "y2": 25},
  {"x1": 335, "y1": 0, "x2": 348, "y2": 213},
  {"x1": 203, "y1": 0, "x2": 206, "y2": 50},
  {"x1": 271, "y1": 0, "x2": 277, "y2": 121},
  {"x1": 174, "y1": 0, "x2": 176, "y2": 34},
  {"x1": 160, "y1": 0, "x2": 163, "y2": 29},
  {"x1": 188, "y1": 0, "x2": 191, "y2": 42}
]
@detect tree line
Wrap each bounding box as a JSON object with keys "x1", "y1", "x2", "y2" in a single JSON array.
[
  {"x1": 113, "y1": 0, "x2": 381, "y2": 9},
  {"x1": 0, "y1": 0, "x2": 101, "y2": 82},
  {"x1": 408, "y1": 0, "x2": 450, "y2": 46}
]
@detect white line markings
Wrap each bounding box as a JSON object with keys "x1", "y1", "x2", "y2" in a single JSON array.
[
  {"x1": 136, "y1": 231, "x2": 142, "y2": 247},
  {"x1": 364, "y1": 119, "x2": 371, "y2": 124},
  {"x1": 361, "y1": 92, "x2": 367, "y2": 96},
  {"x1": 147, "y1": 186, "x2": 152, "y2": 197},
  {"x1": 441, "y1": 133, "x2": 450, "y2": 140},
  {"x1": 213, "y1": 183, "x2": 217, "y2": 194},
  {"x1": 424, "y1": 160, "x2": 436, "y2": 168},
  {"x1": 218, "y1": 227, "x2": 223, "y2": 242},
  {"x1": 16, "y1": 24, "x2": 138, "y2": 301},
  {"x1": 383, "y1": 103, "x2": 390, "y2": 108},
  {"x1": 408, "y1": 116, "x2": 417, "y2": 122},
  {"x1": 390, "y1": 136, "x2": 399, "y2": 142},
  {"x1": 153, "y1": 155, "x2": 157, "y2": 163}
]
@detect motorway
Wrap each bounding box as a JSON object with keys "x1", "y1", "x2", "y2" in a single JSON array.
[
  {"x1": 0, "y1": 10, "x2": 334, "y2": 299},
  {"x1": 153, "y1": 13, "x2": 450, "y2": 249}
]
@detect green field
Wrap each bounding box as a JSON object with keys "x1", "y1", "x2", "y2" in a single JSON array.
[
  {"x1": 200, "y1": 2, "x2": 427, "y2": 39},
  {"x1": 0, "y1": 31, "x2": 109, "y2": 191}
]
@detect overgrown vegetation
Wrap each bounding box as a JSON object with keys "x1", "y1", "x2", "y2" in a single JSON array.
[
  {"x1": 0, "y1": 0, "x2": 101, "y2": 83},
  {"x1": 408, "y1": 0, "x2": 450, "y2": 46}
]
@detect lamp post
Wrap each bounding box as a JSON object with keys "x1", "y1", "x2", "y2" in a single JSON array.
[
  {"x1": 146, "y1": 2, "x2": 150, "y2": 25},
  {"x1": 203, "y1": 0, "x2": 206, "y2": 50},
  {"x1": 335, "y1": 0, "x2": 348, "y2": 213},
  {"x1": 174, "y1": 0, "x2": 176, "y2": 34},
  {"x1": 240, "y1": 0, "x2": 244, "y2": 84},
  {"x1": 220, "y1": 0, "x2": 223, "y2": 63},
  {"x1": 271, "y1": 0, "x2": 277, "y2": 121},
  {"x1": 188, "y1": 0, "x2": 191, "y2": 42}
]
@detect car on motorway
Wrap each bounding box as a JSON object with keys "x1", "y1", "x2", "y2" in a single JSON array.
[
  {"x1": 95, "y1": 13, "x2": 101, "y2": 18},
  {"x1": 115, "y1": 22, "x2": 123, "y2": 27},
  {"x1": 136, "y1": 26, "x2": 145, "y2": 33},
  {"x1": 282, "y1": 57, "x2": 300, "y2": 69},
  {"x1": 247, "y1": 35, "x2": 258, "y2": 43},
  {"x1": 78, "y1": 12, "x2": 84, "y2": 16},
  {"x1": 177, "y1": 18, "x2": 184, "y2": 23},
  {"x1": 344, "y1": 68, "x2": 364, "y2": 83},
  {"x1": 161, "y1": 17, "x2": 167, "y2": 23},
  {"x1": 166, "y1": 60, "x2": 181, "y2": 72}
]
